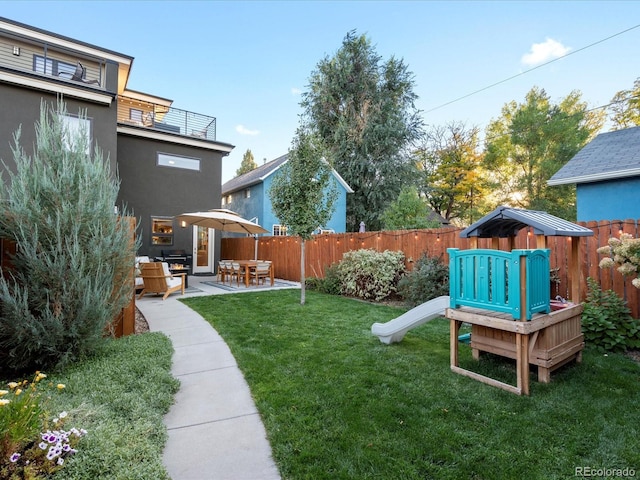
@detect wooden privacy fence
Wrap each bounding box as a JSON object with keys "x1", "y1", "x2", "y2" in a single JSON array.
[{"x1": 221, "y1": 218, "x2": 640, "y2": 319}]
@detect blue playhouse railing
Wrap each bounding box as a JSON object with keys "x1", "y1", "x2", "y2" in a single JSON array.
[{"x1": 447, "y1": 248, "x2": 551, "y2": 320}]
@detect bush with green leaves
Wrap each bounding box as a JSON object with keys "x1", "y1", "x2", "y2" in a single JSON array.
[
  {"x1": 306, "y1": 263, "x2": 342, "y2": 295},
  {"x1": 397, "y1": 252, "x2": 449, "y2": 307},
  {"x1": 582, "y1": 277, "x2": 640, "y2": 352},
  {"x1": 336, "y1": 249, "x2": 406, "y2": 301},
  {"x1": 0, "y1": 101, "x2": 137, "y2": 375}
]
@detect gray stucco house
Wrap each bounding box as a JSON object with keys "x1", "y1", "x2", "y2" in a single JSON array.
[
  {"x1": 548, "y1": 126, "x2": 640, "y2": 222},
  {"x1": 221, "y1": 154, "x2": 353, "y2": 236},
  {"x1": 0, "y1": 17, "x2": 234, "y2": 274}
]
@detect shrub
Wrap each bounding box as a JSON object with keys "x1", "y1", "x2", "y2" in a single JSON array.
[
  {"x1": 597, "y1": 233, "x2": 640, "y2": 289},
  {"x1": 336, "y1": 249, "x2": 406, "y2": 301},
  {"x1": 398, "y1": 253, "x2": 449, "y2": 307},
  {"x1": 306, "y1": 263, "x2": 341, "y2": 295},
  {"x1": 582, "y1": 278, "x2": 640, "y2": 352},
  {"x1": 0, "y1": 101, "x2": 138, "y2": 375}
]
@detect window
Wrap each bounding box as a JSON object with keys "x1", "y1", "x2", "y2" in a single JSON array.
[
  {"x1": 221, "y1": 196, "x2": 226, "y2": 206},
  {"x1": 151, "y1": 217, "x2": 173, "y2": 245},
  {"x1": 130, "y1": 109, "x2": 143, "y2": 122},
  {"x1": 60, "y1": 114, "x2": 91, "y2": 154},
  {"x1": 33, "y1": 55, "x2": 76, "y2": 77},
  {"x1": 226, "y1": 194, "x2": 232, "y2": 204},
  {"x1": 157, "y1": 152, "x2": 200, "y2": 171},
  {"x1": 273, "y1": 225, "x2": 287, "y2": 236},
  {"x1": 244, "y1": 189, "x2": 251, "y2": 199}
]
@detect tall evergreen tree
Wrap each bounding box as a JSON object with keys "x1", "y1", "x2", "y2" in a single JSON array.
[
  {"x1": 0, "y1": 101, "x2": 138, "y2": 374},
  {"x1": 301, "y1": 31, "x2": 423, "y2": 231},
  {"x1": 269, "y1": 128, "x2": 337, "y2": 305},
  {"x1": 236, "y1": 148, "x2": 258, "y2": 176}
]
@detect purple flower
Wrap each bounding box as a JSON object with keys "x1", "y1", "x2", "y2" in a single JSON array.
[
  {"x1": 39, "y1": 442, "x2": 48, "y2": 450},
  {"x1": 9, "y1": 452, "x2": 20, "y2": 463},
  {"x1": 57, "y1": 457, "x2": 64, "y2": 466}
]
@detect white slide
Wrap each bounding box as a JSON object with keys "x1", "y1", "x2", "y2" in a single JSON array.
[{"x1": 371, "y1": 295, "x2": 450, "y2": 344}]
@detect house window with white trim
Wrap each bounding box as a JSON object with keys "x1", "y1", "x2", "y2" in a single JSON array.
[
  {"x1": 60, "y1": 114, "x2": 91, "y2": 154},
  {"x1": 244, "y1": 189, "x2": 251, "y2": 199},
  {"x1": 273, "y1": 225, "x2": 287, "y2": 236}
]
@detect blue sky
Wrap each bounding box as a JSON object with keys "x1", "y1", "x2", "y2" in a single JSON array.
[{"x1": 2, "y1": 1, "x2": 639, "y2": 182}]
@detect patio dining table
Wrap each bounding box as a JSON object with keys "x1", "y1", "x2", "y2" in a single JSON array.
[{"x1": 224, "y1": 260, "x2": 274, "y2": 287}]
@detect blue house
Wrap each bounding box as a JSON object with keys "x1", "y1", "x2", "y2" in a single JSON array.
[
  {"x1": 221, "y1": 154, "x2": 353, "y2": 236},
  {"x1": 548, "y1": 127, "x2": 640, "y2": 222}
]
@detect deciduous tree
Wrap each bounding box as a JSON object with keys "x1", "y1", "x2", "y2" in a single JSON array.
[
  {"x1": 484, "y1": 87, "x2": 604, "y2": 219},
  {"x1": 301, "y1": 31, "x2": 423, "y2": 231},
  {"x1": 609, "y1": 77, "x2": 640, "y2": 130},
  {"x1": 268, "y1": 128, "x2": 337, "y2": 305},
  {"x1": 416, "y1": 122, "x2": 488, "y2": 224},
  {"x1": 380, "y1": 186, "x2": 440, "y2": 230}
]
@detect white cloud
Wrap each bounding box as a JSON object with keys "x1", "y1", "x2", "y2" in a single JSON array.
[
  {"x1": 235, "y1": 124, "x2": 260, "y2": 136},
  {"x1": 521, "y1": 38, "x2": 571, "y2": 66},
  {"x1": 291, "y1": 87, "x2": 302, "y2": 95}
]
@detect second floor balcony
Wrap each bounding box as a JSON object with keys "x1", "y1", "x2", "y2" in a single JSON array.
[{"x1": 117, "y1": 95, "x2": 216, "y2": 142}]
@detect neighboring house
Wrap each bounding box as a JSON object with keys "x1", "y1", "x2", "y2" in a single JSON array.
[
  {"x1": 221, "y1": 154, "x2": 353, "y2": 236},
  {"x1": 0, "y1": 17, "x2": 234, "y2": 274},
  {"x1": 548, "y1": 127, "x2": 640, "y2": 222}
]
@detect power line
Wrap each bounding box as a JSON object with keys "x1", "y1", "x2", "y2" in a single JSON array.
[{"x1": 424, "y1": 24, "x2": 640, "y2": 114}]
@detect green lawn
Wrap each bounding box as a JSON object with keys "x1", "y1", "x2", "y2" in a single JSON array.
[{"x1": 183, "y1": 290, "x2": 640, "y2": 480}]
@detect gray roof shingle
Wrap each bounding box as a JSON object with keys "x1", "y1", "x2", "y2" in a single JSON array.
[
  {"x1": 548, "y1": 126, "x2": 640, "y2": 185},
  {"x1": 222, "y1": 154, "x2": 288, "y2": 195}
]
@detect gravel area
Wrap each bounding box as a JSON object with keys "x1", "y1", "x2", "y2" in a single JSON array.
[{"x1": 135, "y1": 307, "x2": 149, "y2": 334}]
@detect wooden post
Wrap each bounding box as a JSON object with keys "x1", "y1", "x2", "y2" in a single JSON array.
[
  {"x1": 517, "y1": 252, "x2": 530, "y2": 395},
  {"x1": 569, "y1": 236, "x2": 580, "y2": 302},
  {"x1": 450, "y1": 318, "x2": 461, "y2": 368},
  {"x1": 536, "y1": 235, "x2": 546, "y2": 249}
]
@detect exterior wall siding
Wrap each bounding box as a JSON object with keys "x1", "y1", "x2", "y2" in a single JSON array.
[
  {"x1": 0, "y1": 83, "x2": 118, "y2": 176},
  {"x1": 116, "y1": 134, "x2": 223, "y2": 260},
  {"x1": 577, "y1": 177, "x2": 640, "y2": 222}
]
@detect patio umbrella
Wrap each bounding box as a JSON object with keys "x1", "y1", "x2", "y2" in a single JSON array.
[{"x1": 174, "y1": 209, "x2": 268, "y2": 235}]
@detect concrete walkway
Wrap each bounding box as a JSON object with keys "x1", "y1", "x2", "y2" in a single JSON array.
[{"x1": 136, "y1": 275, "x2": 298, "y2": 480}]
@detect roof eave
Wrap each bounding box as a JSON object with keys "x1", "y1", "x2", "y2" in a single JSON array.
[{"x1": 548, "y1": 167, "x2": 640, "y2": 186}]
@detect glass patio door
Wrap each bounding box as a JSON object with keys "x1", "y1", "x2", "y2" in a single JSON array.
[{"x1": 192, "y1": 225, "x2": 214, "y2": 274}]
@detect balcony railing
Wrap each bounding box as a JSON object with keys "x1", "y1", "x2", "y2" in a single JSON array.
[
  {"x1": 117, "y1": 95, "x2": 216, "y2": 141},
  {"x1": 0, "y1": 30, "x2": 104, "y2": 87}
]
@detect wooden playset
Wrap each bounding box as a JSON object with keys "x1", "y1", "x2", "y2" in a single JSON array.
[{"x1": 446, "y1": 206, "x2": 594, "y2": 395}]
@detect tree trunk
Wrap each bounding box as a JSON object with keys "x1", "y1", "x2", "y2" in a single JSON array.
[{"x1": 300, "y1": 238, "x2": 306, "y2": 305}]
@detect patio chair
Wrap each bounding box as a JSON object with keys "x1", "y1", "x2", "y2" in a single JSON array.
[
  {"x1": 229, "y1": 262, "x2": 244, "y2": 286},
  {"x1": 137, "y1": 262, "x2": 185, "y2": 300},
  {"x1": 58, "y1": 61, "x2": 100, "y2": 85},
  {"x1": 134, "y1": 256, "x2": 151, "y2": 291},
  {"x1": 251, "y1": 261, "x2": 272, "y2": 286},
  {"x1": 217, "y1": 260, "x2": 232, "y2": 282}
]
